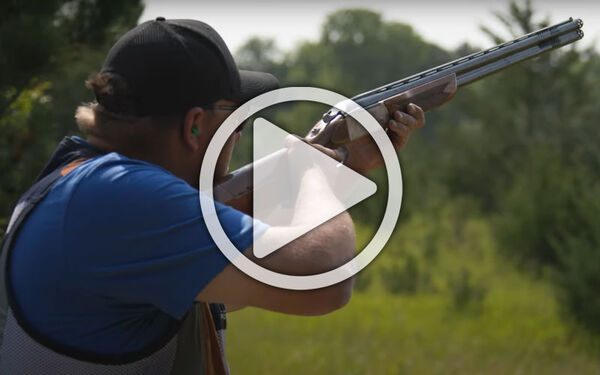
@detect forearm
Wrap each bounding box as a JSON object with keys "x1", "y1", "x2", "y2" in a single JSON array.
[
  {"x1": 291, "y1": 166, "x2": 345, "y2": 226},
  {"x1": 253, "y1": 161, "x2": 356, "y2": 275},
  {"x1": 253, "y1": 212, "x2": 355, "y2": 275},
  {"x1": 198, "y1": 168, "x2": 356, "y2": 315}
]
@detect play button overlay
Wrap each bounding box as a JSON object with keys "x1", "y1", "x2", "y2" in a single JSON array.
[
  {"x1": 199, "y1": 87, "x2": 403, "y2": 290},
  {"x1": 251, "y1": 117, "x2": 377, "y2": 258}
]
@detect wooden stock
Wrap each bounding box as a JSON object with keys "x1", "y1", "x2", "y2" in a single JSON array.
[
  {"x1": 213, "y1": 73, "x2": 457, "y2": 211},
  {"x1": 306, "y1": 73, "x2": 457, "y2": 147}
]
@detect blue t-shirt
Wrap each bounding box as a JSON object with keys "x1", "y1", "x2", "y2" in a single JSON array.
[{"x1": 9, "y1": 151, "x2": 265, "y2": 355}]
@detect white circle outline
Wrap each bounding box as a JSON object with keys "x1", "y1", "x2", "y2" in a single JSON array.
[{"x1": 199, "y1": 87, "x2": 402, "y2": 290}]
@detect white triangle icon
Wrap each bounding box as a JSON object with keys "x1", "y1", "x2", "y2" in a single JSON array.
[{"x1": 252, "y1": 117, "x2": 377, "y2": 258}]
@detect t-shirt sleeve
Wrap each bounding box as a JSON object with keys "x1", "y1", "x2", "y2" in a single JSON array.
[{"x1": 63, "y1": 157, "x2": 267, "y2": 319}]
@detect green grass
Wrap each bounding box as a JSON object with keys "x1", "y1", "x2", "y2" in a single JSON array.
[
  {"x1": 227, "y1": 277, "x2": 599, "y2": 374},
  {"x1": 226, "y1": 207, "x2": 600, "y2": 374}
]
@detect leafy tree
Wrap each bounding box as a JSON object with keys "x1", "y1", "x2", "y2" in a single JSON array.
[
  {"x1": 0, "y1": 0, "x2": 143, "y2": 222},
  {"x1": 465, "y1": 1, "x2": 600, "y2": 334}
]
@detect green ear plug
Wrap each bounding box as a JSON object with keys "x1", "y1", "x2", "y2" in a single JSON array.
[{"x1": 191, "y1": 127, "x2": 199, "y2": 136}]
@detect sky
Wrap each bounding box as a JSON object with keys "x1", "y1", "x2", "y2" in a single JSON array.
[{"x1": 140, "y1": 0, "x2": 599, "y2": 55}]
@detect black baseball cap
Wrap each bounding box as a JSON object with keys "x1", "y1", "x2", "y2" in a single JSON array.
[{"x1": 97, "y1": 17, "x2": 279, "y2": 116}]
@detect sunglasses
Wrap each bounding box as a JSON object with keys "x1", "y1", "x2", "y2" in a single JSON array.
[{"x1": 202, "y1": 105, "x2": 247, "y2": 133}]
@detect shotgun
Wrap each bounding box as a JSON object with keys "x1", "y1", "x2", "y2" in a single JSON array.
[{"x1": 214, "y1": 18, "x2": 584, "y2": 213}]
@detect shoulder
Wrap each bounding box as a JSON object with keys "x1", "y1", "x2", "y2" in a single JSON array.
[
  {"x1": 64, "y1": 153, "x2": 194, "y2": 203},
  {"x1": 67, "y1": 153, "x2": 187, "y2": 191},
  {"x1": 58, "y1": 153, "x2": 199, "y2": 233}
]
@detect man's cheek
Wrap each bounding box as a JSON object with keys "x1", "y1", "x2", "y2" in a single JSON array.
[{"x1": 215, "y1": 138, "x2": 235, "y2": 175}]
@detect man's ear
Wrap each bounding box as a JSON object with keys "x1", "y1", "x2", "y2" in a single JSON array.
[{"x1": 182, "y1": 107, "x2": 206, "y2": 151}]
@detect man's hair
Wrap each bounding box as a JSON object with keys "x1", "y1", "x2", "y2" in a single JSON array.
[{"x1": 75, "y1": 73, "x2": 186, "y2": 151}]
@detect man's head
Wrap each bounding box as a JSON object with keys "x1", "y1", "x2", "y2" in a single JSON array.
[{"x1": 76, "y1": 17, "x2": 279, "y2": 186}]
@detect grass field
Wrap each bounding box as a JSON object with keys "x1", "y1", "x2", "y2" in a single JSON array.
[
  {"x1": 227, "y1": 271, "x2": 600, "y2": 374},
  {"x1": 227, "y1": 293, "x2": 599, "y2": 374},
  {"x1": 226, "y1": 210, "x2": 600, "y2": 374}
]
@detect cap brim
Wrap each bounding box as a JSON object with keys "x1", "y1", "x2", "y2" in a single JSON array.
[{"x1": 228, "y1": 70, "x2": 279, "y2": 104}]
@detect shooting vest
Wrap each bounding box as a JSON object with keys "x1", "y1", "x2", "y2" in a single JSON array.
[{"x1": 0, "y1": 137, "x2": 229, "y2": 375}]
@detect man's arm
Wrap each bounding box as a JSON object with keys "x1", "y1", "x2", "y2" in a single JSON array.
[
  {"x1": 198, "y1": 139, "x2": 356, "y2": 315},
  {"x1": 199, "y1": 105, "x2": 425, "y2": 316},
  {"x1": 198, "y1": 211, "x2": 355, "y2": 316}
]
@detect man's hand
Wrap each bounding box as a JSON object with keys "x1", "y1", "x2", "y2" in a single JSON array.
[{"x1": 344, "y1": 103, "x2": 425, "y2": 174}]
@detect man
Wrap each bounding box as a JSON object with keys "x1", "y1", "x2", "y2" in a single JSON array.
[{"x1": 0, "y1": 18, "x2": 424, "y2": 374}]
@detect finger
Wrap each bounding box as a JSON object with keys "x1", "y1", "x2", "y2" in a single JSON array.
[
  {"x1": 388, "y1": 120, "x2": 410, "y2": 151},
  {"x1": 388, "y1": 119, "x2": 411, "y2": 137},
  {"x1": 393, "y1": 111, "x2": 418, "y2": 129},
  {"x1": 407, "y1": 103, "x2": 425, "y2": 128},
  {"x1": 388, "y1": 128, "x2": 408, "y2": 151}
]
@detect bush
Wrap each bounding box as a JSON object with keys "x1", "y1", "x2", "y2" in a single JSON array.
[
  {"x1": 381, "y1": 254, "x2": 420, "y2": 295},
  {"x1": 448, "y1": 268, "x2": 487, "y2": 311},
  {"x1": 494, "y1": 149, "x2": 576, "y2": 267},
  {"x1": 353, "y1": 268, "x2": 373, "y2": 293},
  {"x1": 552, "y1": 176, "x2": 600, "y2": 334},
  {"x1": 496, "y1": 147, "x2": 600, "y2": 334}
]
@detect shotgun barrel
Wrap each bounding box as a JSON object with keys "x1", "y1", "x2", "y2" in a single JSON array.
[
  {"x1": 348, "y1": 18, "x2": 583, "y2": 112},
  {"x1": 306, "y1": 18, "x2": 584, "y2": 147},
  {"x1": 457, "y1": 28, "x2": 583, "y2": 86}
]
